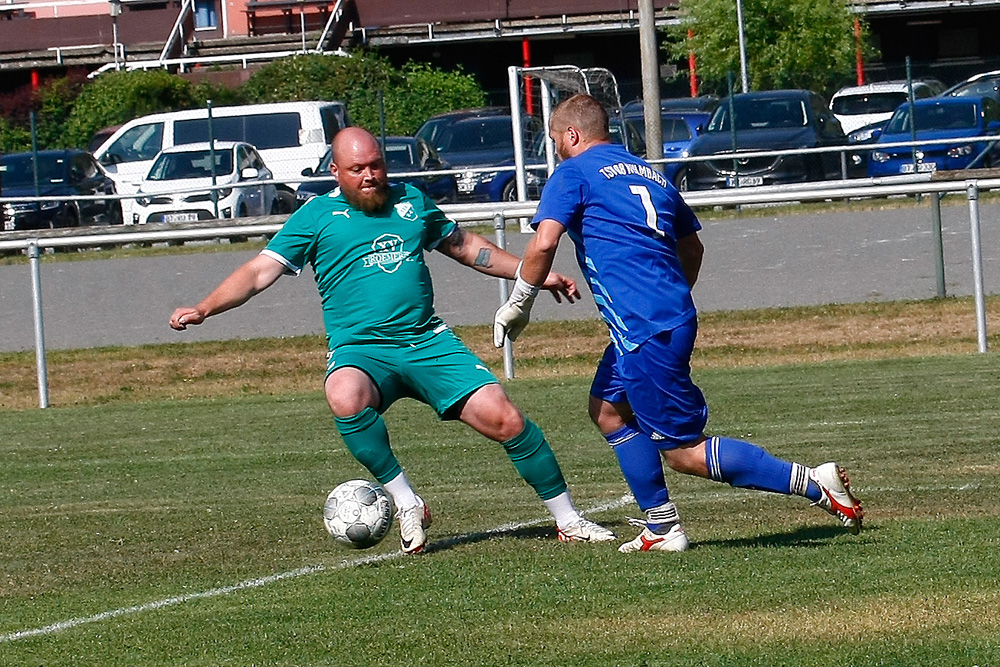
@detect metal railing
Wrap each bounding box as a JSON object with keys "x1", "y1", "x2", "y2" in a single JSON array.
[{"x1": 2, "y1": 174, "x2": 998, "y2": 409}]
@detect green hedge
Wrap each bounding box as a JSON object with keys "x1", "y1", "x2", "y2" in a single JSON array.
[{"x1": 0, "y1": 52, "x2": 487, "y2": 152}]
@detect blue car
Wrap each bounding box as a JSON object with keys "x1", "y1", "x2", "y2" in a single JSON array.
[
  {"x1": 867, "y1": 96, "x2": 1000, "y2": 177},
  {"x1": 620, "y1": 109, "x2": 711, "y2": 186}
]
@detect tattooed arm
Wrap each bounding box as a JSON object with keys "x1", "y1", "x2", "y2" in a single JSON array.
[{"x1": 435, "y1": 226, "x2": 580, "y2": 302}]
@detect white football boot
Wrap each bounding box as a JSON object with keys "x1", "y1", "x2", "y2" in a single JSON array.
[
  {"x1": 617, "y1": 518, "x2": 690, "y2": 553},
  {"x1": 396, "y1": 495, "x2": 432, "y2": 554},
  {"x1": 809, "y1": 462, "x2": 863, "y2": 534},
  {"x1": 557, "y1": 517, "x2": 617, "y2": 543}
]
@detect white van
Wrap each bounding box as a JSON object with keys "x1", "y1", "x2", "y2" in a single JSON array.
[{"x1": 93, "y1": 101, "x2": 349, "y2": 216}]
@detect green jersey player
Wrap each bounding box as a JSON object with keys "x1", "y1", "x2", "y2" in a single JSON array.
[{"x1": 170, "y1": 127, "x2": 615, "y2": 554}]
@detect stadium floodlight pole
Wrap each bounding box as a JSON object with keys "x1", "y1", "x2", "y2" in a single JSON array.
[
  {"x1": 638, "y1": 0, "x2": 663, "y2": 170},
  {"x1": 736, "y1": 0, "x2": 749, "y2": 92}
]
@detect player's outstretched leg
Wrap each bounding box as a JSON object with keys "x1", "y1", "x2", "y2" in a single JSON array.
[
  {"x1": 809, "y1": 462, "x2": 863, "y2": 534},
  {"x1": 501, "y1": 419, "x2": 615, "y2": 543},
  {"x1": 701, "y1": 436, "x2": 863, "y2": 534}
]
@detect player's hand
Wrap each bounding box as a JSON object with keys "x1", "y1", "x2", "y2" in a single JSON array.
[
  {"x1": 542, "y1": 272, "x2": 580, "y2": 304},
  {"x1": 494, "y1": 271, "x2": 540, "y2": 348},
  {"x1": 170, "y1": 307, "x2": 206, "y2": 331}
]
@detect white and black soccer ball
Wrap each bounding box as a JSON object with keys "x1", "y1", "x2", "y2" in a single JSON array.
[{"x1": 323, "y1": 479, "x2": 393, "y2": 549}]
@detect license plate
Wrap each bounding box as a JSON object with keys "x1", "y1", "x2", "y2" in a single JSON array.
[
  {"x1": 457, "y1": 181, "x2": 476, "y2": 193},
  {"x1": 901, "y1": 162, "x2": 936, "y2": 174},
  {"x1": 726, "y1": 175, "x2": 764, "y2": 187},
  {"x1": 163, "y1": 212, "x2": 199, "y2": 223}
]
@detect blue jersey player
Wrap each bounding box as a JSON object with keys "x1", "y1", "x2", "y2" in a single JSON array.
[{"x1": 495, "y1": 94, "x2": 863, "y2": 552}]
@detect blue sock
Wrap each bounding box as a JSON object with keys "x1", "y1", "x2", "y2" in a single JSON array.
[
  {"x1": 606, "y1": 421, "x2": 670, "y2": 512},
  {"x1": 706, "y1": 436, "x2": 821, "y2": 501}
]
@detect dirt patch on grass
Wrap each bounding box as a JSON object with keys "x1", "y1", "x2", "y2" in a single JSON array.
[{"x1": 2, "y1": 297, "x2": 998, "y2": 410}]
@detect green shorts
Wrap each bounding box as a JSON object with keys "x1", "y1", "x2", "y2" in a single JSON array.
[{"x1": 325, "y1": 327, "x2": 498, "y2": 418}]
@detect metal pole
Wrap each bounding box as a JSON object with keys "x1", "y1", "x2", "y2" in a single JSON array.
[
  {"x1": 28, "y1": 241, "x2": 50, "y2": 408},
  {"x1": 638, "y1": 0, "x2": 663, "y2": 171},
  {"x1": 930, "y1": 192, "x2": 946, "y2": 298},
  {"x1": 207, "y1": 100, "x2": 219, "y2": 219},
  {"x1": 907, "y1": 57, "x2": 918, "y2": 175},
  {"x1": 300, "y1": 1, "x2": 307, "y2": 54},
  {"x1": 494, "y1": 213, "x2": 515, "y2": 379},
  {"x1": 507, "y1": 66, "x2": 532, "y2": 233},
  {"x1": 540, "y1": 79, "x2": 556, "y2": 177},
  {"x1": 966, "y1": 182, "x2": 988, "y2": 352},
  {"x1": 728, "y1": 72, "x2": 739, "y2": 186},
  {"x1": 735, "y1": 0, "x2": 749, "y2": 93}
]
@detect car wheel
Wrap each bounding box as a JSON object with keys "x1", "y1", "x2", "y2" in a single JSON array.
[
  {"x1": 237, "y1": 203, "x2": 248, "y2": 218},
  {"x1": 674, "y1": 169, "x2": 689, "y2": 192},
  {"x1": 274, "y1": 190, "x2": 295, "y2": 214},
  {"x1": 502, "y1": 179, "x2": 518, "y2": 202},
  {"x1": 110, "y1": 202, "x2": 124, "y2": 226},
  {"x1": 57, "y1": 206, "x2": 79, "y2": 229}
]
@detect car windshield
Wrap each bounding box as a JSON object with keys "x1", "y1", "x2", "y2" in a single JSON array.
[
  {"x1": 436, "y1": 118, "x2": 514, "y2": 153},
  {"x1": 0, "y1": 154, "x2": 69, "y2": 187},
  {"x1": 707, "y1": 98, "x2": 808, "y2": 132},
  {"x1": 884, "y1": 102, "x2": 979, "y2": 133},
  {"x1": 832, "y1": 92, "x2": 910, "y2": 115},
  {"x1": 146, "y1": 149, "x2": 234, "y2": 181},
  {"x1": 949, "y1": 78, "x2": 1000, "y2": 101}
]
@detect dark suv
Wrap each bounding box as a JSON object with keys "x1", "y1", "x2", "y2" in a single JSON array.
[
  {"x1": 416, "y1": 108, "x2": 544, "y2": 202},
  {"x1": 682, "y1": 89, "x2": 847, "y2": 190}
]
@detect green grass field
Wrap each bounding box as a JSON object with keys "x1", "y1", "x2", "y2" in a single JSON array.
[{"x1": 2, "y1": 352, "x2": 999, "y2": 665}]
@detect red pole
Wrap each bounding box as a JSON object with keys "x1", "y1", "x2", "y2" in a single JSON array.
[
  {"x1": 31, "y1": 70, "x2": 40, "y2": 92},
  {"x1": 688, "y1": 29, "x2": 698, "y2": 97},
  {"x1": 522, "y1": 38, "x2": 534, "y2": 115},
  {"x1": 854, "y1": 18, "x2": 865, "y2": 85}
]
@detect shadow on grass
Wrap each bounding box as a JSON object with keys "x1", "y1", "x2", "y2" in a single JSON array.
[{"x1": 419, "y1": 519, "x2": 870, "y2": 555}]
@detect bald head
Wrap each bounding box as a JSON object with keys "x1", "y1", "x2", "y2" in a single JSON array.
[
  {"x1": 332, "y1": 127, "x2": 382, "y2": 165},
  {"x1": 548, "y1": 94, "x2": 610, "y2": 160},
  {"x1": 330, "y1": 127, "x2": 390, "y2": 213}
]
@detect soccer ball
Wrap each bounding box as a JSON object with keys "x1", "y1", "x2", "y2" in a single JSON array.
[{"x1": 323, "y1": 479, "x2": 393, "y2": 549}]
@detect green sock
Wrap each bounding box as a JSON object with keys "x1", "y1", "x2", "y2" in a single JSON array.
[
  {"x1": 334, "y1": 407, "x2": 401, "y2": 484},
  {"x1": 501, "y1": 419, "x2": 568, "y2": 501}
]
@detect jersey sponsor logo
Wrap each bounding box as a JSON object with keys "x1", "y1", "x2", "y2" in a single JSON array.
[
  {"x1": 597, "y1": 161, "x2": 669, "y2": 188},
  {"x1": 330, "y1": 210, "x2": 350, "y2": 218},
  {"x1": 363, "y1": 233, "x2": 408, "y2": 273},
  {"x1": 394, "y1": 201, "x2": 417, "y2": 221}
]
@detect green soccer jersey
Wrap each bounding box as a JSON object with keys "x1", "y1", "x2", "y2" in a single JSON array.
[{"x1": 262, "y1": 183, "x2": 457, "y2": 349}]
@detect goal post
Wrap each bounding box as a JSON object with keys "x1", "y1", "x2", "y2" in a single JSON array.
[{"x1": 507, "y1": 65, "x2": 623, "y2": 230}]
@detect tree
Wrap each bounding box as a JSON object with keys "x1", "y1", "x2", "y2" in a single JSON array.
[
  {"x1": 61, "y1": 69, "x2": 197, "y2": 149},
  {"x1": 242, "y1": 53, "x2": 485, "y2": 135},
  {"x1": 664, "y1": 0, "x2": 875, "y2": 96}
]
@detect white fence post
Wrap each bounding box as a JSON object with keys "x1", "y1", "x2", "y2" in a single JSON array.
[
  {"x1": 493, "y1": 212, "x2": 515, "y2": 379},
  {"x1": 27, "y1": 241, "x2": 50, "y2": 408},
  {"x1": 966, "y1": 182, "x2": 988, "y2": 353}
]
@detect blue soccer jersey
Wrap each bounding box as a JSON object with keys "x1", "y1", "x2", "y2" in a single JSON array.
[{"x1": 532, "y1": 143, "x2": 701, "y2": 352}]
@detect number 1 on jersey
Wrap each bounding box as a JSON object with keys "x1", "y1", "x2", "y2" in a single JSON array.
[{"x1": 629, "y1": 184, "x2": 663, "y2": 237}]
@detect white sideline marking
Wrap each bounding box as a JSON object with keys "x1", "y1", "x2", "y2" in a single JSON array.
[{"x1": 0, "y1": 495, "x2": 633, "y2": 644}]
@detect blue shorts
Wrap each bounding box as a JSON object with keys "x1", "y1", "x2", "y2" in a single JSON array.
[{"x1": 590, "y1": 316, "x2": 708, "y2": 448}]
